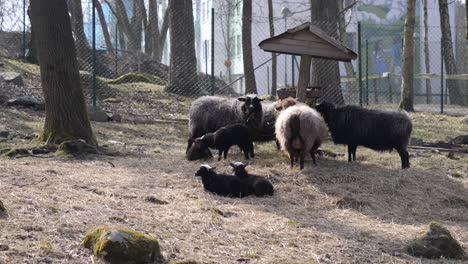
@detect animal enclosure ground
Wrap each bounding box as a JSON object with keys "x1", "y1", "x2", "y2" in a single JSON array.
[{"x1": 0, "y1": 81, "x2": 467, "y2": 263}]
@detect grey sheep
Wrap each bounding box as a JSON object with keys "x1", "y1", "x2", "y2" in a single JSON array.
[
  {"x1": 275, "y1": 104, "x2": 328, "y2": 169},
  {"x1": 315, "y1": 101, "x2": 412, "y2": 169},
  {"x1": 187, "y1": 95, "x2": 264, "y2": 154}
]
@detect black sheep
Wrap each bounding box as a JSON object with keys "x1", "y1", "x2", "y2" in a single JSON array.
[
  {"x1": 194, "y1": 165, "x2": 253, "y2": 198},
  {"x1": 192, "y1": 124, "x2": 254, "y2": 161},
  {"x1": 316, "y1": 101, "x2": 412, "y2": 169},
  {"x1": 230, "y1": 162, "x2": 274, "y2": 197}
]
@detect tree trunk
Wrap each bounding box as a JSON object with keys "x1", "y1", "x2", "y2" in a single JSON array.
[
  {"x1": 112, "y1": 0, "x2": 138, "y2": 53},
  {"x1": 68, "y1": 0, "x2": 92, "y2": 68},
  {"x1": 158, "y1": 7, "x2": 170, "y2": 60},
  {"x1": 242, "y1": 0, "x2": 257, "y2": 94},
  {"x1": 26, "y1": 5, "x2": 38, "y2": 64},
  {"x1": 439, "y1": 0, "x2": 464, "y2": 105},
  {"x1": 149, "y1": 0, "x2": 161, "y2": 59},
  {"x1": 30, "y1": 0, "x2": 95, "y2": 145},
  {"x1": 166, "y1": 0, "x2": 199, "y2": 95},
  {"x1": 130, "y1": 0, "x2": 143, "y2": 53},
  {"x1": 338, "y1": 0, "x2": 356, "y2": 98},
  {"x1": 267, "y1": 0, "x2": 277, "y2": 96},
  {"x1": 423, "y1": 0, "x2": 432, "y2": 104},
  {"x1": 94, "y1": 0, "x2": 113, "y2": 51},
  {"x1": 309, "y1": 0, "x2": 344, "y2": 104},
  {"x1": 399, "y1": 0, "x2": 416, "y2": 111}
]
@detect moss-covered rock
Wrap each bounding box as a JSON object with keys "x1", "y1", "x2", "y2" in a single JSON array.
[
  {"x1": 406, "y1": 222, "x2": 465, "y2": 259},
  {"x1": 4, "y1": 148, "x2": 29, "y2": 157},
  {"x1": 107, "y1": 73, "x2": 166, "y2": 86},
  {"x1": 79, "y1": 71, "x2": 116, "y2": 99},
  {"x1": 83, "y1": 226, "x2": 162, "y2": 264}
]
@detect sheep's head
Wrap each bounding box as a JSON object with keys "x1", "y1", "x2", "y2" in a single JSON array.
[
  {"x1": 193, "y1": 135, "x2": 209, "y2": 149},
  {"x1": 230, "y1": 161, "x2": 249, "y2": 178},
  {"x1": 238, "y1": 95, "x2": 263, "y2": 122},
  {"x1": 315, "y1": 101, "x2": 335, "y2": 122},
  {"x1": 186, "y1": 138, "x2": 213, "y2": 161},
  {"x1": 275, "y1": 97, "x2": 299, "y2": 113},
  {"x1": 194, "y1": 164, "x2": 216, "y2": 177}
]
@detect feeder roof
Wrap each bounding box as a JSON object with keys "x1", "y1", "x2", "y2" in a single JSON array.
[{"x1": 259, "y1": 22, "x2": 357, "y2": 62}]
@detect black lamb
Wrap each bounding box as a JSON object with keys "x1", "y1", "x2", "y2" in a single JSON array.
[
  {"x1": 315, "y1": 101, "x2": 412, "y2": 169},
  {"x1": 194, "y1": 164, "x2": 253, "y2": 198},
  {"x1": 192, "y1": 124, "x2": 254, "y2": 161},
  {"x1": 187, "y1": 95, "x2": 264, "y2": 154},
  {"x1": 230, "y1": 162, "x2": 274, "y2": 197}
]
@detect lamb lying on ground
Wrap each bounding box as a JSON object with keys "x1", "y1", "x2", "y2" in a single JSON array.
[
  {"x1": 190, "y1": 124, "x2": 254, "y2": 161},
  {"x1": 315, "y1": 101, "x2": 412, "y2": 169},
  {"x1": 194, "y1": 165, "x2": 252, "y2": 198},
  {"x1": 230, "y1": 162, "x2": 274, "y2": 197}
]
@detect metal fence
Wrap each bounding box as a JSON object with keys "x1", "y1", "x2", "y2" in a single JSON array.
[{"x1": 0, "y1": 0, "x2": 467, "y2": 115}]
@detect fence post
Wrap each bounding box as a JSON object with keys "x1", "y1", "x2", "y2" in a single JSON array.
[
  {"x1": 92, "y1": 0, "x2": 97, "y2": 107},
  {"x1": 440, "y1": 40, "x2": 444, "y2": 114},
  {"x1": 365, "y1": 39, "x2": 369, "y2": 105},
  {"x1": 291, "y1": 56, "x2": 295, "y2": 88},
  {"x1": 211, "y1": 8, "x2": 215, "y2": 95},
  {"x1": 358, "y1": 22, "x2": 362, "y2": 107},
  {"x1": 22, "y1": 0, "x2": 26, "y2": 58},
  {"x1": 267, "y1": 66, "x2": 270, "y2": 95}
]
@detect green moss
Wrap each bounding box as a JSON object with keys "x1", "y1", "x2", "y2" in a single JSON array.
[
  {"x1": 103, "y1": 97, "x2": 122, "y2": 103},
  {"x1": 107, "y1": 72, "x2": 166, "y2": 86},
  {"x1": 406, "y1": 222, "x2": 465, "y2": 259},
  {"x1": 83, "y1": 226, "x2": 162, "y2": 264},
  {"x1": 56, "y1": 139, "x2": 97, "y2": 157},
  {"x1": 4, "y1": 148, "x2": 29, "y2": 157}
]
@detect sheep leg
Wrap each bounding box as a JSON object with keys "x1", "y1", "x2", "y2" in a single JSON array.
[
  {"x1": 396, "y1": 146, "x2": 410, "y2": 169},
  {"x1": 348, "y1": 145, "x2": 357, "y2": 162},
  {"x1": 289, "y1": 152, "x2": 294, "y2": 169},
  {"x1": 299, "y1": 154, "x2": 305, "y2": 170},
  {"x1": 347, "y1": 145, "x2": 352, "y2": 162},
  {"x1": 243, "y1": 146, "x2": 250, "y2": 160},
  {"x1": 275, "y1": 139, "x2": 280, "y2": 150},
  {"x1": 224, "y1": 148, "x2": 230, "y2": 160},
  {"x1": 311, "y1": 150, "x2": 316, "y2": 165},
  {"x1": 249, "y1": 142, "x2": 255, "y2": 158}
]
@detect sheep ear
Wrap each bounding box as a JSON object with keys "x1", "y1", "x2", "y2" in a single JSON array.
[
  {"x1": 237, "y1": 97, "x2": 246, "y2": 102},
  {"x1": 230, "y1": 162, "x2": 236, "y2": 168}
]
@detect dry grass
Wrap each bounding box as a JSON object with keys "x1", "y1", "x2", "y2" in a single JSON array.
[{"x1": 0, "y1": 87, "x2": 467, "y2": 263}]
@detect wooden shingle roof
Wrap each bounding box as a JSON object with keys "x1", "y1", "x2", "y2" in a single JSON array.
[{"x1": 258, "y1": 22, "x2": 357, "y2": 62}]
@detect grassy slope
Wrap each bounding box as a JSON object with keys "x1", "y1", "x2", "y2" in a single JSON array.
[{"x1": 0, "y1": 59, "x2": 467, "y2": 264}]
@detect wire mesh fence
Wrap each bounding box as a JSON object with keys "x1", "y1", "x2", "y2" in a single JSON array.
[{"x1": 0, "y1": 0, "x2": 467, "y2": 115}]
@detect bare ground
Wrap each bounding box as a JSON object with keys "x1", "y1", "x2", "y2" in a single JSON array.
[{"x1": 0, "y1": 79, "x2": 468, "y2": 263}]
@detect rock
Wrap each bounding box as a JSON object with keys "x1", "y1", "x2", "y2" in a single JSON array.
[
  {"x1": 0, "y1": 72, "x2": 23, "y2": 86},
  {"x1": 0, "y1": 131, "x2": 9, "y2": 138},
  {"x1": 110, "y1": 114, "x2": 122, "y2": 122},
  {"x1": 83, "y1": 226, "x2": 163, "y2": 264},
  {"x1": 4, "y1": 148, "x2": 29, "y2": 157},
  {"x1": 449, "y1": 135, "x2": 468, "y2": 145},
  {"x1": 406, "y1": 222, "x2": 465, "y2": 259},
  {"x1": 88, "y1": 106, "x2": 111, "y2": 122},
  {"x1": 6, "y1": 96, "x2": 44, "y2": 110},
  {"x1": 57, "y1": 139, "x2": 97, "y2": 156}
]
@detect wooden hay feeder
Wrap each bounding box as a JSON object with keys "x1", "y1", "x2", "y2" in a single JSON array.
[{"x1": 259, "y1": 22, "x2": 357, "y2": 107}]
